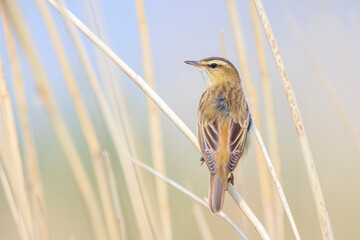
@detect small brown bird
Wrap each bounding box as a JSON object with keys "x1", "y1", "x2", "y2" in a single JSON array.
[{"x1": 185, "y1": 57, "x2": 251, "y2": 214}]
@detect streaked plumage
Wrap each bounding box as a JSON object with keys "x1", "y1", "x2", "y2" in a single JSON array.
[{"x1": 185, "y1": 57, "x2": 251, "y2": 214}]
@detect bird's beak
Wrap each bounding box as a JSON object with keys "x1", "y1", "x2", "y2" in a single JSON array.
[{"x1": 184, "y1": 60, "x2": 204, "y2": 68}]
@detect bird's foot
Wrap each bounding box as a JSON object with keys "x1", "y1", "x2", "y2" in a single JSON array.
[
  {"x1": 228, "y1": 173, "x2": 234, "y2": 185},
  {"x1": 200, "y1": 156, "x2": 205, "y2": 166}
]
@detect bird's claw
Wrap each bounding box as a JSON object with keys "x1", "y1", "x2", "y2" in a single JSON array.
[
  {"x1": 200, "y1": 156, "x2": 205, "y2": 166},
  {"x1": 228, "y1": 173, "x2": 234, "y2": 185}
]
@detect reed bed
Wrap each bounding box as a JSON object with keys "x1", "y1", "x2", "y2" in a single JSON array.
[
  {"x1": 101, "y1": 151, "x2": 127, "y2": 240},
  {"x1": 131, "y1": 157, "x2": 249, "y2": 240},
  {"x1": 2, "y1": 1, "x2": 110, "y2": 239},
  {"x1": 0, "y1": 160, "x2": 24, "y2": 236},
  {"x1": 34, "y1": 0, "x2": 120, "y2": 238},
  {"x1": 83, "y1": 1, "x2": 161, "y2": 237},
  {"x1": 1, "y1": 6, "x2": 50, "y2": 239},
  {"x1": 54, "y1": 1, "x2": 154, "y2": 239},
  {"x1": 248, "y1": 1, "x2": 284, "y2": 239},
  {"x1": 46, "y1": 1, "x2": 300, "y2": 239},
  {"x1": 0, "y1": 0, "x2": 356, "y2": 239},
  {"x1": 48, "y1": 1, "x2": 271, "y2": 238},
  {"x1": 1, "y1": 0, "x2": 290, "y2": 238},
  {"x1": 0, "y1": 24, "x2": 35, "y2": 240},
  {"x1": 0, "y1": 51, "x2": 33, "y2": 240},
  {"x1": 252, "y1": 0, "x2": 334, "y2": 238},
  {"x1": 226, "y1": 0, "x2": 276, "y2": 237},
  {"x1": 133, "y1": 0, "x2": 172, "y2": 239}
]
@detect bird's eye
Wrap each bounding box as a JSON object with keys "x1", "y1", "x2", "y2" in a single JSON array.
[{"x1": 209, "y1": 63, "x2": 218, "y2": 69}]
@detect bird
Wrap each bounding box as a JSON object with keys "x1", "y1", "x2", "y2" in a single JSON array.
[{"x1": 185, "y1": 57, "x2": 252, "y2": 214}]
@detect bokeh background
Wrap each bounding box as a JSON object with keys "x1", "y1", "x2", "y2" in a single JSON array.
[{"x1": 0, "y1": 0, "x2": 360, "y2": 239}]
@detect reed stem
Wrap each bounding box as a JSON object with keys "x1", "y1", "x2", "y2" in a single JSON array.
[
  {"x1": 133, "y1": 0, "x2": 172, "y2": 238},
  {"x1": 226, "y1": 0, "x2": 275, "y2": 236},
  {"x1": 54, "y1": 1, "x2": 154, "y2": 238},
  {"x1": 3, "y1": 1, "x2": 108, "y2": 239},
  {"x1": 1, "y1": 6, "x2": 51, "y2": 239},
  {"x1": 132, "y1": 156, "x2": 249, "y2": 240},
  {"x1": 83, "y1": 1, "x2": 161, "y2": 237},
  {"x1": 0, "y1": 20, "x2": 34, "y2": 239},
  {"x1": 46, "y1": 2, "x2": 299, "y2": 239},
  {"x1": 35, "y1": 0, "x2": 122, "y2": 238},
  {"x1": 249, "y1": 1, "x2": 284, "y2": 239},
  {"x1": 252, "y1": 0, "x2": 334, "y2": 238},
  {"x1": 102, "y1": 151, "x2": 128, "y2": 240}
]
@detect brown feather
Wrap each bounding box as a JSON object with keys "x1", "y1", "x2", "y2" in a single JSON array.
[
  {"x1": 194, "y1": 57, "x2": 251, "y2": 214},
  {"x1": 209, "y1": 171, "x2": 228, "y2": 214}
]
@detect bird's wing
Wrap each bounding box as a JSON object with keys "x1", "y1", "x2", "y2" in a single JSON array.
[
  {"x1": 197, "y1": 91, "x2": 221, "y2": 175},
  {"x1": 198, "y1": 116, "x2": 219, "y2": 175},
  {"x1": 198, "y1": 87, "x2": 251, "y2": 174},
  {"x1": 226, "y1": 116, "x2": 251, "y2": 173},
  {"x1": 226, "y1": 89, "x2": 251, "y2": 173}
]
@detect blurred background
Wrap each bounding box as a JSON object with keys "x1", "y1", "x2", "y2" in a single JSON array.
[{"x1": 0, "y1": 0, "x2": 359, "y2": 239}]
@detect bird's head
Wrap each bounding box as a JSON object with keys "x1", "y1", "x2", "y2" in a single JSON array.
[{"x1": 185, "y1": 57, "x2": 240, "y2": 86}]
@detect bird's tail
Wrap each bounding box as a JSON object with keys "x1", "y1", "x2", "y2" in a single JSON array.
[{"x1": 209, "y1": 171, "x2": 228, "y2": 214}]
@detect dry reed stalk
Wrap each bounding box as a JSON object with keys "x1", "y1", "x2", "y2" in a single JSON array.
[
  {"x1": 0, "y1": 115, "x2": 30, "y2": 240},
  {"x1": 0, "y1": 160, "x2": 19, "y2": 222},
  {"x1": 1, "y1": 9, "x2": 51, "y2": 240},
  {"x1": 226, "y1": 0, "x2": 275, "y2": 236},
  {"x1": 285, "y1": 7, "x2": 360, "y2": 162},
  {"x1": 3, "y1": 1, "x2": 109, "y2": 239},
  {"x1": 96, "y1": 43, "x2": 162, "y2": 240},
  {"x1": 0, "y1": 18, "x2": 28, "y2": 240},
  {"x1": 84, "y1": 1, "x2": 162, "y2": 237},
  {"x1": 284, "y1": 11, "x2": 360, "y2": 157},
  {"x1": 252, "y1": 0, "x2": 334, "y2": 239},
  {"x1": 248, "y1": 0, "x2": 282, "y2": 181},
  {"x1": 45, "y1": 3, "x2": 288, "y2": 239},
  {"x1": 0, "y1": 119, "x2": 27, "y2": 240},
  {"x1": 227, "y1": 185, "x2": 270, "y2": 240},
  {"x1": 192, "y1": 200, "x2": 214, "y2": 240},
  {"x1": 0, "y1": 160, "x2": 29, "y2": 240},
  {"x1": 249, "y1": 1, "x2": 284, "y2": 239},
  {"x1": 83, "y1": 0, "x2": 136, "y2": 157},
  {"x1": 83, "y1": 1, "x2": 161, "y2": 237},
  {"x1": 34, "y1": 0, "x2": 120, "y2": 239},
  {"x1": 219, "y1": 30, "x2": 227, "y2": 59},
  {"x1": 47, "y1": 0, "x2": 199, "y2": 149},
  {"x1": 131, "y1": 156, "x2": 249, "y2": 240},
  {"x1": 133, "y1": 1, "x2": 172, "y2": 238},
  {"x1": 0, "y1": 35, "x2": 34, "y2": 240},
  {"x1": 108, "y1": 76, "x2": 163, "y2": 239},
  {"x1": 52, "y1": 1, "x2": 154, "y2": 239},
  {"x1": 102, "y1": 151, "x2": 127, "y2": 240},
  {"x1": 254, "y1": 126, "x2": 300, "y2": 239}
]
